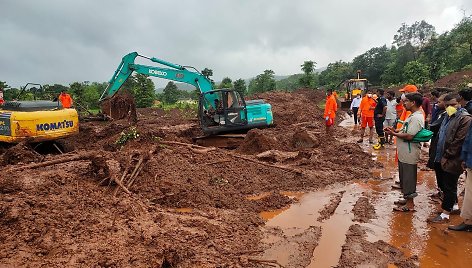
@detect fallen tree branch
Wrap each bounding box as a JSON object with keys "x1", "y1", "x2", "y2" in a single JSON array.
[
  {"x1": 8, "y1": 152, "x2": 97, "y2": 171},
  {"x1": 160, "y1": 140, "x2": 215, "y2": 151},
  {"x1": 205, "y1": 159, "x2": 232, "y2": 165}
]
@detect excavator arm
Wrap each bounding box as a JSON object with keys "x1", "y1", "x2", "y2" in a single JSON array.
[
  {"x1": 100, "y1": 52, "x2": 213, "y2": 101},
  {"x1": 101, "y1": 52, "x2": 273, "y2": 135}
]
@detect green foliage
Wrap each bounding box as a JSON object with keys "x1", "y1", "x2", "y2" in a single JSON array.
[
  {"x1": 218, "y1": 77, "x2": 233, "y2": 89},
  {"x1": 116, "y1": 126, "x2": 139, "y2": 145},
  {"x1": 403, "y1": 60, "x2": 431, "y2": 85},
  {"x1": 276, "y1": 73, "x2": 304, "y2": 91},
  {"x1": 248, "y1": 70, "x2": 276, "y2": 94},
  {"x1": 133, "y1": 74, "x2": 156, "y2": 108},
  {"x1": 201, "y1": 68, "x2": 215, "y2": 86},
  {"x1": 318, "y1": 61, "x2": 353, "y2": 89},
  {"x1": 299, "y1": 61, "x2": 317, "y2": 88},
  {"x1": 233, "y1": 78, "x2": 247, "y2": 96},
  {"x1": 394, "y1": 20, "x2": 436, "y2": 48},
  {"x1": 162, "y1": 81, "x2": 179, "y2": 104},
  {"x1": 352, "y1": 45, "x2": 391, "y2": 85}
]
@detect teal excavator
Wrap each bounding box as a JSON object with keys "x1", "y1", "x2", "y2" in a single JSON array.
[{"x1": 100, "y1": 52, "x2": 273, "y2": 135}]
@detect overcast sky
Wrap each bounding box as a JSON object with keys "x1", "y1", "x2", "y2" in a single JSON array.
[{"x1": 1, "y1": 0, "x2": 471, "y2": 88}]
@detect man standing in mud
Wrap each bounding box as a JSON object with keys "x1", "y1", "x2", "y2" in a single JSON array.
[
  {"x1": 350, "y1": 94, "x2": 361, "y2": 125},
  {"x1": 384, "y1": 93, "x2": 424, "y2": 211},
  {"x1": 324, "y1": 89, "x2": 337, "y2": 135},
  {"x1": 357, "y1": 91, "x2": 376, "y2": 143},
  {"x1": 428, "y1": 93, "x2": 471, "y2": 223},
  {"x1": 449, "y1": 108, "x2": 472, "y2": 231},
  {"x1": 373, "y1": 89, "x2": 388, "y2": 150}
]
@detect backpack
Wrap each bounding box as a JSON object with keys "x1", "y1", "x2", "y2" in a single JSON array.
[
  {"x1": 403, "y1": 120, "x2": 433, "y2": 153},
  {"x1": 411, "y1": 128, "x2": 434, "y2": 143}
]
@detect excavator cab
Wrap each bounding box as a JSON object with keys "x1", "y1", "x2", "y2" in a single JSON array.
[
  {"x1": 199, "y1": 89, "x2": 248, "y2": 134},
  {"x1": 0, "y1": 83, "x2": 79, "y2": 143},
  {"x1": 340, "y1": 71, "x2": 369, "y2": 109}
]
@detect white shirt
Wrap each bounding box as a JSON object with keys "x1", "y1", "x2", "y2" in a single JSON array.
[
  {"x1": 385, "y1": 99, "x2": 397, "y2": 120},
  {"x1": 350, "y1": 97, "x2": 361, "y2": 109}
]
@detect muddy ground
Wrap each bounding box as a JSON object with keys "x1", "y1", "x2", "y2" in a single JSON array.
[{"x1": 1, "y1": 89, "x2": 416, "y2": 267}]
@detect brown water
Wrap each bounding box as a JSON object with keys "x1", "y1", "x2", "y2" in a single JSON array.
[{"x1": 258, "y1": 117, "x2": 472, "y2": 268}]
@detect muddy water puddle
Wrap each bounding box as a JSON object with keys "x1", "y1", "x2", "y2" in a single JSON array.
[{"x1": 258, "y1": 117, "x2": 472, "y2": 267}]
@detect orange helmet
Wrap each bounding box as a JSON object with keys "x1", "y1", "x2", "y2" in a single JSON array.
[{"x1": 399, "y1": 84, "x2": 418, "y2": 93}]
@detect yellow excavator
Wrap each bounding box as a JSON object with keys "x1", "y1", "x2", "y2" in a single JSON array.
[
  {"x1": 0, "y1": 83, "x2": 79, "y2": 143},
  {"x1": 339, "y1": 71, "x2": 369, "y2": 109}
]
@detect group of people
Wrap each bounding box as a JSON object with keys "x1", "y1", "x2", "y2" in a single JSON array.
[{"x1": 324, "y1": 84, "x2": 472, "y2": 232}]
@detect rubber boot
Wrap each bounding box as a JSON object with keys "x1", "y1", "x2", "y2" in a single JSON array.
[{"x1": 373, "y1": 136, "x2": 386, "y2": 150}]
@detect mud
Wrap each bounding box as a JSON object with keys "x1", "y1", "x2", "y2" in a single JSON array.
[
  {"x1": 1, "y1": 84, "x2": 467, "y2": 267},
  {"x1": 100, "y1": 90, "x2": 138, "y2": 123},
  {"x1": 336, "y1": 225, "x2": 417, "y2": 268},
  {"x1": 351, "y1": 195, "x2": 377, "y2": 223}
]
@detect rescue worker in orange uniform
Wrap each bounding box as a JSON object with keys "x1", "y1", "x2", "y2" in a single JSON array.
[
  {"x1": 58, "y1": 90, "x2": 73, "y2": 108},
  {"x1": 357, "y1": 91, "x2": 376, "y2": 143},
  {"x1": 396, "y1": 85, "x2": 426, "y2": 129},
  {"x1": 324, "y1": 89, "x2": 338, "y2": 134}
]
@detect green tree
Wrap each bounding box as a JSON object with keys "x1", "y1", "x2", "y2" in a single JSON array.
[
  {"x1": 219, "y1": 77, "x2": 233, "y2": 89},
  {"x1": 318, "y1": 61, "x2": 353, "y2": 89},
  {"x1": 162, "y1": 81, "x2": 179, "y2": 104},
  {"x1": 248, "y1": 70, "x2": 276, "y2": 94},
  {"x1": 233, "y1": 78, "x2": 247, "y2": 96},
  {"x1": 394, "y1": 20, "x2": 436, "y2": 48},
  {"x1": 201, "y1": 68, "x2": 215, "y2": 86},
  {"x1": 352, "y1": 45, "x2": 391, "y2": 85},
  {"x1": 133, "y1": 74, "x2": 156, "y2": 107},
  {"x1": 381, "y1": 44, "x2": 416, "y2": 85},
  {"x1": 403, "y1": 60, "x2": 430, "y2": 85},
  {"x1": 299, "y1": 60, "x2": 317, "y2": 88},
  {"x1": 70, "y1": 82, "x2": 86, "y2": 104}
]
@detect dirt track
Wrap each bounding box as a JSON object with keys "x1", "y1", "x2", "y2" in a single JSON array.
[{"x1": 1, "y1": 89, "x2": 416, "y2": 267}]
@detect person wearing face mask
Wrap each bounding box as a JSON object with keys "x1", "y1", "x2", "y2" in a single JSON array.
[
  {"x1": 357, "y1": 91, "x2": 376, "y2": 143},
  {"x1": 428, "y1": 93, "x2": 472, "y2": 224}
]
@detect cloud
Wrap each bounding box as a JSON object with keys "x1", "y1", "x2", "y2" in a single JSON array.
[{"x1": 0, "y1": 0, "x2": 470, "y2": 88}]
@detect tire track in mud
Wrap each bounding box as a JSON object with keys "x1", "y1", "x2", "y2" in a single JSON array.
[{"x1": 317, "y1": 190, "x2": 345, "y2": 222}]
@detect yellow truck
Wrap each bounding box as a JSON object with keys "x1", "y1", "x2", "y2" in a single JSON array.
[{"x1": 0, "y1": 84, "x2": 78, "y2": 143}]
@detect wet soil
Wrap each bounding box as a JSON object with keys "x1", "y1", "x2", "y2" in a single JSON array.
[{"x1": 1, "y1": 86, "x2": 471, "y2": 267}]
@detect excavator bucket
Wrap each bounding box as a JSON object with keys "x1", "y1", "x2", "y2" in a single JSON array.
[{"x1": 100, "y1": 90, "x2": 137, "y2": 123}]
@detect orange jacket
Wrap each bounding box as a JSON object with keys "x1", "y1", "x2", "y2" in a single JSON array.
[
  {"x1": 324, "y1": 95, "x2": 337, "y2": 119},
  {"x1": 59, "y1": 93, "x2": 73, "y2": 108},
  {"x1": 396, "y1": 107, "x2": 426, "y2": 130},
  {"x1": 358, "y1": 96, "x2": 376, "y2": 117}
]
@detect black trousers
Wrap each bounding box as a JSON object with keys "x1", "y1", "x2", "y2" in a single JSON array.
[
  {"x1": 374, "y1": 116, "x2": 385, "y2": 137},
  {"x1": 352, "y1": 107, "x2": 359, "y2": 124},
  {"x1": 434, "y1": 162, "x2": 459, "y2": 212}
]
